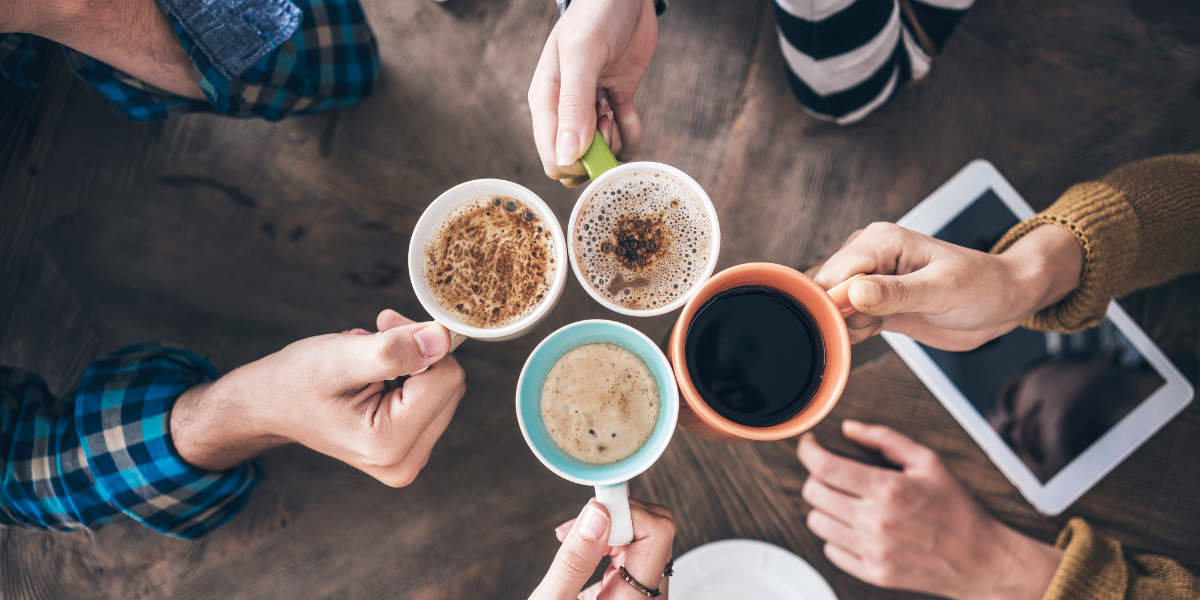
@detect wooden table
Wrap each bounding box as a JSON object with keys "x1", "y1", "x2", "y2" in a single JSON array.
[{"x1": 1, "y1": 0, "x2": 1198, "y2": 597}]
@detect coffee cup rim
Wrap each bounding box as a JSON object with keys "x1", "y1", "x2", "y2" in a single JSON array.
[
  {"x1": 567, "y1": 162, "x2": 721, "y2": 318},
  {"x1": 408, "y1": 179, "x2": 568, "y2": 341},
  {"x1": 516, "y1": 319, "x2": 679, "y2": 486},
  {"x1": 668, "y1": 263, "x2": 851, "y2": 441}
]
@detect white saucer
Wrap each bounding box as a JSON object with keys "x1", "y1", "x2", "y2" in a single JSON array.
[{"x1": 670, "y1": 539, "x2": 838, "y2": 600}]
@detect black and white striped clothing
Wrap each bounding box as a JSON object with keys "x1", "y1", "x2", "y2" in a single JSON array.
[{"x1": 775, "y1": 0, "x2": 973, "y2": 124}]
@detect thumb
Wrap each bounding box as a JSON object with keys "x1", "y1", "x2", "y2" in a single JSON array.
[
  {"x1": 555, "y1": 51, "x2": 603, "y2": 167},
  {"x1": 849, "y1": 272, "x2": 936, "y2": 317},
  {"x1": 842, "y1": 419, "x2": 937, "y2": 471},
  {"x1": 343, "y1": 322, "x2": 451, "y2": 384},
  {"x1": 531, "y1": 501, "x2": 612, "y2": 600}
]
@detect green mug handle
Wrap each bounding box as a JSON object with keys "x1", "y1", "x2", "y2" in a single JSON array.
[{"x1": 579, "y1": 128, "x2": 620, "y2": 180}]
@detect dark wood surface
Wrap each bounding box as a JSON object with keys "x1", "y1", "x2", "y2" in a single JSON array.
[{"x1": 2, "y1": 0, "x2": 1199, "y2": 597}]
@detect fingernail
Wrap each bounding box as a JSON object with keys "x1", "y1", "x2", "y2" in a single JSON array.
[
  {"x1": 843, "y1": 419, "x2": 863, "y2": 433},
  {"x1": 556, "y1": 131, "x2": 581, "y2": 166},
  {"x1": 414, "y1": 325, "x2": 448, "y2": 358},
  {"x1": 576, "y1": 504, "x2": 608, "y2": 541},
  {"x1": 855, "y1": 280, "x2": 882, "y2": 308}
]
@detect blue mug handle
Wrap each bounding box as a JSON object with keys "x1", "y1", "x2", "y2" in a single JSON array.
[{"x1": 595, "y1": 481, "x2": 633, "y2": 545}]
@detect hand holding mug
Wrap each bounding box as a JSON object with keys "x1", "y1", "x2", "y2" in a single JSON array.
[
  {"x1": 811, "y1": 222, "x2": 1083, "y2": 351},
  {"x1": 173, "y1": 309, "x2": 467, "y2": 488},
  {"x1": 797, "y1": 421, "x2": 1063, "y2": 600},
  {"x1": 528, "y1": 0, "x2": 658, "y2": 187},
  {"x1": 531, "y1": 498, "x2": 676, "y2": 600}
]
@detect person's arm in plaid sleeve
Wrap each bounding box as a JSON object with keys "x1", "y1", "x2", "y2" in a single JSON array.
[
  {"x1": 0, "y1": 0, "x2": 203, "y2": 98},
  {"x1": 1, "y1": 309, "x2": 465, "y2": 537},
  {"x1": 2, "y1": 0, "x2": 378, "y2": 121},
  {"x1": 0, "y1": 346, "x2": 257, "y2": 536}
]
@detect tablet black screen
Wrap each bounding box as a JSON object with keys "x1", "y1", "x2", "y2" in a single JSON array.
[{"x1": 919, "y1": 191, "x2": 1164, "y2": 483}]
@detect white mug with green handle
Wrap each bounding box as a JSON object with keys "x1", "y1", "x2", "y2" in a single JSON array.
[{"x1": 569, "y1": 129, "x2": 722, "y2": 317}]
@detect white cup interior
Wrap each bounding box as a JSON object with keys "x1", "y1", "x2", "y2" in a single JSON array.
[
  {"x1": 408, "y1": 179, "x2": 568, "y2": 341},
  {"x1": 567, "y1": 162, "x2": 722, "y2": 317}
]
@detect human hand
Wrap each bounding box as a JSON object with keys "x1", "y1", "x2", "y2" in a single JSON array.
[
  {"x1": 531, "y1": 498, "x2": 675, "y2": 600},
  {"x1": 810, "y1": 222, "x2": 1083, "y2": 351},
  {"x1": 172, "y1": 309, "x2": 466, "y2": 487},
  {"x1": 798, "y1": 420, "x2": 1063, "y2": 600},
  {"x1": 529, "y1": 0, "x2": 658, "y2": 187}
]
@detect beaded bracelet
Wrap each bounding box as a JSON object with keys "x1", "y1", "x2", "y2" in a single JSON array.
[{"x1": 617, "y1": 560, "x2": 673, "y2": 598}]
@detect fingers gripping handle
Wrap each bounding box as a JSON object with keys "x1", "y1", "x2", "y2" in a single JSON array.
[
  {"x1": 409, "y1": 332, "x2": 468, "y2": 376},
  {"x1": 826, "y1": 275, "x2": 862, "y2": 317},
  {"x1": 595, "y1": 482, "x2": 633, "y2": 546}
]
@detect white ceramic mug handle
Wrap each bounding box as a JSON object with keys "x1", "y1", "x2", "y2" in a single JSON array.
[
  {"x1": 595, "y1": 481, "x2": 633, "y2": 546},
  {"x1": 409, "y1": 332, "x2": 467, "y2": 376}
]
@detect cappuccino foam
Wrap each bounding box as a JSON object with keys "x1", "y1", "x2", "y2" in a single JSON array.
[
  {"x1": 424, "y1": 195, "x2": 555, "y2": 329},
  {"x1": 574, "y1": 169, "x2": 712, "y2": 310},
  {"x1": 541, "y1": 343, "x2": 660, "y2": 464}
]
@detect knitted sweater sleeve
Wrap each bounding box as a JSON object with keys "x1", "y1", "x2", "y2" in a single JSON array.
[
  {"x1": 992, "y1": 153, "x2": 1200, "y2": 333},
  {"x1": 1041, "y1": 518, "x2": 1199, "y2": 600}
]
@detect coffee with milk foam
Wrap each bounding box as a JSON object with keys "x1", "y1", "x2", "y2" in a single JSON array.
[
  {"x1": 424, "y1": 195, "x2": 555, "y2": 329},
  {"x1": 540, "y1": 343, "x2": 660, "y2": 464},
  {"x1": 574, "y1": 169, "x2": 712, "y2": 311}
]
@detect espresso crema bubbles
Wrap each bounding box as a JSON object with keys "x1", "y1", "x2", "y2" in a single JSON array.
[
  {"x1": 424, "y1": 195, "x2": 555, "y2": 329},
  {"x1": 574, "y1": 170, "x2": 713, "y2": 310}
]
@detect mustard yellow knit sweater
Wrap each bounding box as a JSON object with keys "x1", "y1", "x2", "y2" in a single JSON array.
[
  {"x1": 994, "y1": 152, "x2": 1200, "y2": 600},
  {"x1": 994, "y1": 153, "x2": 1200, "y2": 332}
]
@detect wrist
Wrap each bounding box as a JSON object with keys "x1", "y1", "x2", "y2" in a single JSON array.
[
  {"x1": 169, "y1": 369, "x2": 287, "y2": 471},
  {"x1": 998, "y1": 224, "x2": 1084, "y2": 323},
  {"x1": 965, "y1": 523, "x2": 1062, "y2": 600}
]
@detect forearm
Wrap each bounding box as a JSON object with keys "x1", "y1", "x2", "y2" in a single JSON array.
[
  {"x1": 1, "y1": 347, "x2": 262, "y2": 537},
  {"x1": 171, "y1": 370, "x2": 288, "y2": 471},
  {"x1": 14, "y1": 0, "x2": 204, "y2": 99}
]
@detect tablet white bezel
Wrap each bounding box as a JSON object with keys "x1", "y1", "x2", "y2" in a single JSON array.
[{"x1": 881, "y1": 159, "x2": 1194, "y2": 515}]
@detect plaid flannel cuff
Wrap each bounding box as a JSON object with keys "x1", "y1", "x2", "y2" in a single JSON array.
[
  {"x1": 76, "y1": 345, "x2": 262, "y2": 538},
  {"x1": 61, "y1": 0, "x2": 378, "y2": 121},
  {"x1": 0, "y1": 368, "x2": 124, "y2": 532}
]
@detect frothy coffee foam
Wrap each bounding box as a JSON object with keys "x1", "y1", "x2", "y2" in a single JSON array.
[
  {"x1": 575, "y1": 169, "x2": 712, "y2": 310},
  {"x1": 424, "y1": 195, "x2": 555, "y2": 329},
  {"x1": 541, "y1": 343, "x2": 660, "y2": 464}
]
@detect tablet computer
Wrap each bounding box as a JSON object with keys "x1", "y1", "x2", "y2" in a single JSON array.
[{"x1": 881, "y1": 159, "x2": 1194, "y2": 515}]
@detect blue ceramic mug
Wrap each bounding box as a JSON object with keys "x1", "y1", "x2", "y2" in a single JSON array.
[{"x1": 517, "y1": 320, "x2": 679, "y2": 545}]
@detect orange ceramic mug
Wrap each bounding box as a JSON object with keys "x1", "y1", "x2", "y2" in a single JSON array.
[{"x1": 667, "y1": 263, "x2": 858, "y2": 442}]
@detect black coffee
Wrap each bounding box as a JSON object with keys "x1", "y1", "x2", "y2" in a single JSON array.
[{"x1": 684, "y1": 286, "x2": 825, "y2": 427}]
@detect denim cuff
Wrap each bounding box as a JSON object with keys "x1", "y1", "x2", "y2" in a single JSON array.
[{"x1": 158, "y1": 0, "x2": 301, "y2": 80}]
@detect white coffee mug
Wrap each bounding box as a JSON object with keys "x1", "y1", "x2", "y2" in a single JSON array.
[
  {"x1": 407, "y1": 179, "x2": 569, "y2": 370},
  {"x1": 567, "y1": 160, "x2": 722, "y2": 317}
]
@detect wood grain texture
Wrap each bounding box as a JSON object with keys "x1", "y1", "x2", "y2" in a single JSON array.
[{"x1": 1, "y1": 0, "x2": 1199, "y2": 597}]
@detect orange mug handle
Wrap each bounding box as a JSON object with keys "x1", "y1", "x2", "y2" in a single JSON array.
[{"x1": 825, "y1": 275, "x2": 862, "y2": 317}]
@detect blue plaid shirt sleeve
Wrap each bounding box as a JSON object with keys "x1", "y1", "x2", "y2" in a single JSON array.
[
  {"x1": 1, "y1": 0, "x2": 378, "y2": 121},
  {"x1": 0, "y1": 345, "x2": 261, "y2": 538}
]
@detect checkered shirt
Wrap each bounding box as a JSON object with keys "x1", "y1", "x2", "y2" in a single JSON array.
[
  {"x1": 0, "y1": 346, "x2": 261, "y2": 538},
  {"x1": 0, "y1": 0, "x2": 378, "y2": 121}
]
